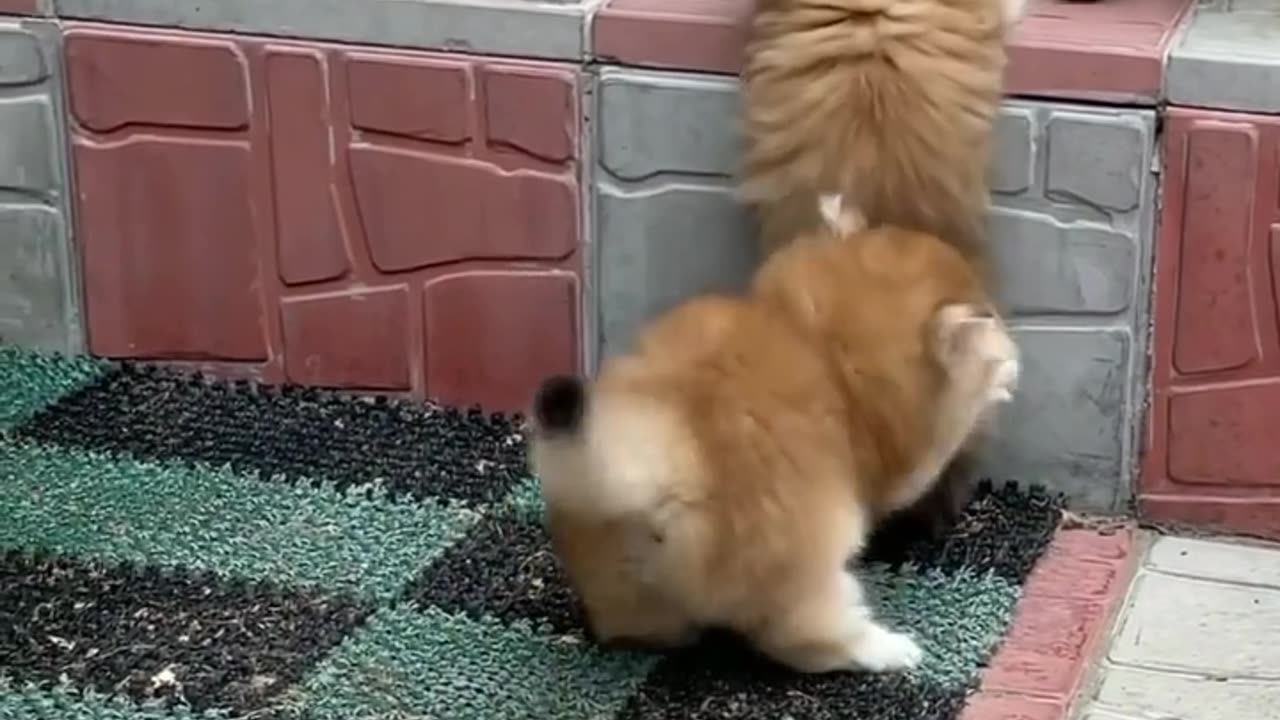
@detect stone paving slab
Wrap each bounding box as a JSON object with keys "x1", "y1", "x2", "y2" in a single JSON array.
[
  {"x1": 50, "y1": 0, "x2": 599, "y2": 61},
  {"x1": 591, "y1": 0, "x2": 1194, "y2": 104},
  {"x1": 1077, "y1": 536, "x2": 1280, "y2": 720},
  {"x1": 1167, "y1": 0, "x2": 1280, "y2": 114}
]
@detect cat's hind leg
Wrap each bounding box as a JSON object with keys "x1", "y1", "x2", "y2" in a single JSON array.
[{"x1": 753, "y1": 568, "x2": 923, "y2": 673}]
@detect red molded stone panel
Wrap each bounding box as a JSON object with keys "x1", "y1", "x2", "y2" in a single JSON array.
[
  {"x1": 349, "y1": 148, "x2": 576, "y2": 271},
  {"x1": 1168, "y1": 386, "x2": 1280, "y2": 486},
  {"x1": 0, "y1": 0, "x2": 44, "y2": 15},
  {"x1": 75, "y1": 138, "x2": 266, "y2": 361},
  {"x1": 1172, "y1": 124, "x2": 1259, "y2": 375},
  {"x1": 1144, "y1": 107, "x2": 1280, "y2": 539},
  {"x1": 482, "y1": 66, "x2": 576, "y2": 162},
  {"x1": 66, "y1": 23, "x2": 582, "y2": 408},
  {"x1": 591, "y1": 0, "x2": 1193, "y2": 102},
  {"x1": 346, "y1": 55, "x2": 472, "y2": 143},
  {"x1": 423, "y1": 272, "x2": 579, "y2": 411},
  {"x1": 266, "y1": 47, "x2": 350, "y2": 286},
  {"x1": 281, "y1": 287, "x2": 412, "y2": 390},
  {"x1": 65, "y1": 32, "x2": 249, "y2": 132}
]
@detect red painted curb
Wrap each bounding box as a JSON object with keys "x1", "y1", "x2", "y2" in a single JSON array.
[{"x1": 960, "y1": 527, "x2": 1136, "y2": 720}]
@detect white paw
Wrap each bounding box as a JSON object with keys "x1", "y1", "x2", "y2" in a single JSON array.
[
  {"x1": 937, "y1": 303, "x2": 1019, "y2": 404},
  {"x1": 849, "y1": 625, "x2": 924, "y2": 672},
  {"x1": 989, "y1": 354, "x2": 1019, "y2": 403}
]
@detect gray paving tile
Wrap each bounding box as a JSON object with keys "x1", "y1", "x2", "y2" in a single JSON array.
[
  {"x1": 1094, "y1": 666, "x2": 1280, "y2": 720},
  {"x1": 1110, "y1": 571, "x2": 1280, "y2": 678},
  {"x1": 1079, "y1": 538, "x2": 1280, "y2": 720},
  {"x1": 1147, "y1": 536, "x2": 1280, "y2": 589}
]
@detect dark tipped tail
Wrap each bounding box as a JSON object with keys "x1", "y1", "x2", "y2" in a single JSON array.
[{"x1": 532, "y1": 374, "x2": 587, "y2": 434}]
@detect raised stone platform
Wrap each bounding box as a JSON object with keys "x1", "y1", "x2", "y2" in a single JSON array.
[
  {"x1": 592, "y1": 0, "x2": 1194, "y2": 103},
  {"x1": 1167, "y1": 0, "x2": 1280, "y2": 113},
  {"x1": 6, "y1": 0, "x2": 598, "y2": 60},
  {"x1": 1, "y1": 0, "x2": 1278, "y2": 525}
]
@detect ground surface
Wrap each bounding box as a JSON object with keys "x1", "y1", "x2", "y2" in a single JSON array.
[
  {"x1": 1075, "y1": 535, "x2": 1280, "y2": 720},
  {"x1": 0, "y1": 346, "x2": 1072, "y2": 720}
]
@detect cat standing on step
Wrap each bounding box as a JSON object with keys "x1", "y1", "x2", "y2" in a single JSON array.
[
  {"x1": 526, "y1": 196, "x2": 1019, "y2": 673},
  {"x1": 737, "y1": 0, "x2": 1028, "y2": 539}
]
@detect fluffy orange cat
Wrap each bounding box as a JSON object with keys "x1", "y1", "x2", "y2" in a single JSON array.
[
  {"x1": 738, "y1": 0, "x2": 1028, "y2": 539},
  {"x1": 739, "y1": 0, "x2": 1027, "y2": 261},
  {"x1": 527, "y1": 196, "x2": 1018, "y2": 673}
]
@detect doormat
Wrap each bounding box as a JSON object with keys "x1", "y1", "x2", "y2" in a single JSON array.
[{"x1": 0, "y1": 347, "x2": 1062, "y2": 720}]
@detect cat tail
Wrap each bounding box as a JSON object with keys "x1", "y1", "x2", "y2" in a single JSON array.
[{"x1": 529, "y1": 375, "x2": 666, "y2": 517}]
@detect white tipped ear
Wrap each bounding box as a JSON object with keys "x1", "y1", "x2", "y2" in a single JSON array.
[{"x1": 817, "y1": 193, "x2": 867, "y2": 235}]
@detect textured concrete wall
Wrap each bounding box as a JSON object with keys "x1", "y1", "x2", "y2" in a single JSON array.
[
  {"x1": 985, "y1": 101, "x2": 1156, "y2": 512},
  {"x1": 0, "y1": 16, "x2": 81, "y2": 353},
  {"x1": 592, "y1": 68, "x2": 1157, "y2": 512}
]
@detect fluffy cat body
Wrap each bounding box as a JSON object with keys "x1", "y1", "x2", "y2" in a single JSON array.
[
  {"x1": 738, "y1": 0, "x2": 1028, "y2": 538},
  {"x1": 740, "y1": 0, "x2": 1027, "y2": 261},
  {"x1": 528, "y1": 198, "x2": 1018, "y2": 673}
]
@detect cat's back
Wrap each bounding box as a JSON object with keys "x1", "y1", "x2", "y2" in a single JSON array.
[
  {"x1": 740, "y1": 0, "x2": 1014, "y2": 254},
  {"x1": 752, "y1": 223, "x2": 988, "y2": 487}
]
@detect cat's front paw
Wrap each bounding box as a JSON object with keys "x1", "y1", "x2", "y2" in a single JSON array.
[
  {"x1": 848, "y1": 624, "x2": 924, "y2": 672},
  {"x1": 935, "y1": 303, "x2": 1019, "y2": 405}
]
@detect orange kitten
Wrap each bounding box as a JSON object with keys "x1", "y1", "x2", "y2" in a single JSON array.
[{"x1": 527, "y1": 196, "x2": 1018, "y2": 673}]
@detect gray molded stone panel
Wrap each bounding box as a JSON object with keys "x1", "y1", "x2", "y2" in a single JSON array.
[
  {"x1": 1167, "y1": 5, "x2": 1280, "y2": 114},
  {"x1": 0, "y1": 97, "x2": 56, "y2": 192},
  {"x1": 988, "y1": 210, "x2": 1135, "y2": 316},
  {"x1": 597, "y1": 185, "x2": 757, "y2": 355},
  {"x1": 0, "y1": 206, "x2": 71, "y2": 346},
  {"x1": 52, "y1": 0, "x2": 591, "y2": 61},
  {"x1": 989, "y1": 109, "x2": 1034, "y2": 195},
  {"x1": 595, "y1": 69, "x2": 757, "y2": 358},
  {"x1": 0, "y1": 19, "x2": 80, "y2": 353},
  {"x1": 0, "y1": 28, "x2": 46, "y2": 84},
  {"x1": 591, "y1": 70, "x2": 1156, "y2": 511},
  {"x1": 1045, "y1": 113, "x2": 1145, "y2": 212},
  {"x1": 598, "y1": 73, "x2": 741, "y2": 181},
  {"x1": 987, "y1": 101, "x2": 1155, "y2": 512},
  {"x1": 979, "y1": 328, "x2": 1130, "y2": 510}
]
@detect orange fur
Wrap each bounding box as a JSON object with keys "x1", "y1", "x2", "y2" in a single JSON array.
[
  {"x1": 738, "y1": 0, "x2": 1024, "y2": 269},
  {"x1": 527, "y1": 202, "x2": 1018, "y2": 673},
  {"x1": 738, "y1": 0, "x2": 1026, "y2": 537}
]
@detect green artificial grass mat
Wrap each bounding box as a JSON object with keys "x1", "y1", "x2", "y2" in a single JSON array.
[{"x1": 0, "y1": 348, "x2": 1064, "y2": 720}]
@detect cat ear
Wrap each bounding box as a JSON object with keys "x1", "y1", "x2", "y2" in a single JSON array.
[{"x1": 817, "y1": 193, "x2": 866, "y2": 235}]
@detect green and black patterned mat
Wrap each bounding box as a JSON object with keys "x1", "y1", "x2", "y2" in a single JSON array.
[{"x1": 0, "y1": 346, "x2": 1062, "y2": 720}]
